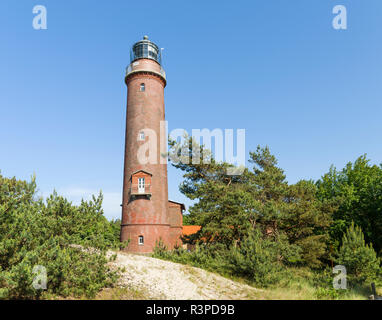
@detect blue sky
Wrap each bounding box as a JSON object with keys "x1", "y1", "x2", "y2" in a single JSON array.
[{"x1": 1, "y1": 1, "x2": 381, "y2": 220}]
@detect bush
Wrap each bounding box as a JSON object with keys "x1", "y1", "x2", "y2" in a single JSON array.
[
  {"x1": 154, "y1": 241, "x2": 229, "y2": 275},
  {"x1": 154, "y1": 229, "x2": 301, "y2": 288},
  {"x1": 336, "y1": 222, "x2": 381, "y2": 285},
  {"x1": 0, "y1": 174, "x2": 124, "y2": 299},
  {"x1": 226, "y1": 230, "x2": 301, "y2": 287},
  {"x1": 314, "y1": 287, "x2": 342, "y2": 300}
]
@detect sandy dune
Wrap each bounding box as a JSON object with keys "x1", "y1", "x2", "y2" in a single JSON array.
[{"x1": 107, "y1": 251, "x2": 261, "y2": 300}]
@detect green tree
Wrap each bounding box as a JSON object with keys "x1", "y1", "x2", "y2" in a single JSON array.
[
  {"x1": 336, "y1": 222, "x2": 381, "y2": 284},
  {"x1": 170, "y1": 136, "x2": 256, "y2": 246},
  {"x1": 282, "y1": 180, "x2": 334, "y2": 267},
  {"x1": 317, "y1": 155, "x2": 382, "y2": 255},
  {"x1": 0, "y1": 173, "x2": 124, "y2": 299},
  {"x1": 170, "y1": 139, "x2": 332, "y2": 267},
  {"x1": 249, "y1": 148, "x2": 333, "y2": 267},
  {"x1": 182, "y1": 214, "x2": 192, "y2": 225}
]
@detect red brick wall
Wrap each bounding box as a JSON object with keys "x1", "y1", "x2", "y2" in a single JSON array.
[
  {"x1": 168, "y1": 202, "x2": 183, "y2": 248},
  {"x1": 121, "y1": 58, "x2": 170, "y2": 253},
  {"x1": 131, "y1": 171, "x2": 152, "y2": 186},
  {"x1": 123, "y1": 224, "x2": 170, "y2": 254}
]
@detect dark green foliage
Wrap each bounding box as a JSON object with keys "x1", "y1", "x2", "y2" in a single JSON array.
[
  {"x1": 160, "y1": 138, "x2": 382, "y2": 293},
  {"x1": 282, "y1": 180, "x2": 334, "y2": 267},
  {"x1": 154, "y1": 242, "x2": 230, "y2": 276},
  {"x1": 154, "y1": 229, "x2": 301, "y2": 287},
  {"x1": 182, "y1": 214, "x2": 192, "y2": 226},
  {"x1": 108, "y1": 218, "x2": 123, "y2": 247},
  {"x1": 170, "y1": 139, "x2": 332, "y2": 268},
  {"x1": 317, "y1": 156, "x2": 382, "y2": 255},
  {"x1": 226, "y1": 229, "x2": 301, "y2": 287},
  {"x1": 0, "y1": 173, "x2": 124, "y2": 299},
  {"x1": 249, "y1": 148, "x2": 333, "y2": 267},
  {"x1": 336, "y1": 223, "x2": 381, "y2": 285}
]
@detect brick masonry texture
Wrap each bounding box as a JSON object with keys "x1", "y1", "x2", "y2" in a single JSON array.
[{"x1": 120, "y1": 58, "x2": 183, "y2": 253}]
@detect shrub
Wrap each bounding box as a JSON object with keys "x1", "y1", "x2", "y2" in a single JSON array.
[
  {"x1": 0, "y1": 174, "x2": 123, "y2": 299},
  {"x1": 226, "y1": 230, "x2": 301, "y2": 287},
  {"x1": 154, "y1": 229, "x2": 301, "y2": 288},
  {"x1": 314, "y1": 287, "x2": 341, "y2": 300},
  {"x1": 154, "y1": 241, "x2": 229, "y2": 275}
]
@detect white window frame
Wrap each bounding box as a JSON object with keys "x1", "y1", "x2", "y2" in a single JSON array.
[
  {"x1": 139, "y1": 131, "x2": 145, "y2": 141},
  {"x1": 138, "y1": 177, "x2": 145, "y2": 194},
  {"x1": 138, "y1": 235, "x2": 144, "y2": 245}
]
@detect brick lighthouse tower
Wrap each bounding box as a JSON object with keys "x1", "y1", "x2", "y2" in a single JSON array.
[{"x1": 121, "y1": 36, "x2": 184, "y2": 253}]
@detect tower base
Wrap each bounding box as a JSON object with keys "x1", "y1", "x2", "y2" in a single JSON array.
[{"x1": 121, "y1": 224, "x2": 170, "y2": 254}]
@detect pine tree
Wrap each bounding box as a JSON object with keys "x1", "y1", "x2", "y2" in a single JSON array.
[
  {"x1": 0, "y1": 173, "x2": 123, "y2": 299},
  {"x1": 170, "y1": 139, "x2": 332, "y2": 267},
  {"x1": 337, "y1": 222, "x2": 381, "y2": 284},
  {"x1": 250, "y1": 147, "x2": 332, "y2": 267}
]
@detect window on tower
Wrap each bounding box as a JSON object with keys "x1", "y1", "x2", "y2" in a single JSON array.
[
  {"x1": 139, "y1": 131, "x2": 145, "y2": 141},
  {"x1": 138, "y1": 177, "x2": 145, "y2": 193},
  {"x1": 138, "y1": 235, "x2": 144, "y2": 245},
  {"x1": 140, "y1": 83, "x2": 145, "y2": 92},
  {"x1": 130, "y1": 170, "x2": 152, "y2": 199}
]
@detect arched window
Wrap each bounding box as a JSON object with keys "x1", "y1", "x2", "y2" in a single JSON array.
[
  {"x1": 140, "y1": 83, "x2": 145, "y2": 92},
  {"x1": 138, "y1": 235, "x2": 144, "y2": 245}
]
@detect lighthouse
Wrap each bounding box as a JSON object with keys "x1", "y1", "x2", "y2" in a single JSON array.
[{"x1": 121, "y1": 36, "x2": 184, "y2": 253}]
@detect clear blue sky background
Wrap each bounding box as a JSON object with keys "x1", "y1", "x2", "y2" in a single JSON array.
[{"x1": 1, "y1": 1, "x2": 381, "y2": 220}]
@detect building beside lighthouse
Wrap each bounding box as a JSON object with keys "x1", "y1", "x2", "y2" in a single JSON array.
[{"x1": 120, "y1": 36, "x2": 185, "y2": 253}]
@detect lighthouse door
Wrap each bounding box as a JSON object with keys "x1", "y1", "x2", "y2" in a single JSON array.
[{"x1": 138, "y1": 178, "x2": 145, "y2": 194}]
